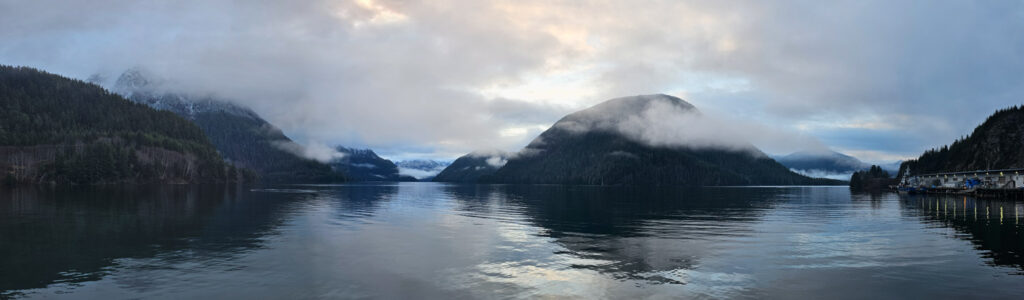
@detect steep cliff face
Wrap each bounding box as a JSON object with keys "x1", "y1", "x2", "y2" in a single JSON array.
[
  {"x1": 900, "y1": 105, "x2": 1024, "y2": 176},
  {"x1": 0, "y1": 66, "x2": 240, "y2": 184}
]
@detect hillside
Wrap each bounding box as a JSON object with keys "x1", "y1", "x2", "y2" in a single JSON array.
[
  {"x1": 776, "y1": 151, "x2": 869, "y2": 173},
  {"x1": 900, "y1": 105, "x2": 1024, "y2": 176},
  {"x1": 109, "y1": 70, "x2": 343, "y2": 183},
  {"x1": 0, "y1": 66, "x2": 241, "y2": 184},
  {"x1": 433, "y1": 151, "x2": 509, "y2": 183},
  {"x1": 775, "y1": 150, "x2": 874, "y2": 179},
  {"x1": 485, "y1": 94, "x2": 842, "y2": 186}
]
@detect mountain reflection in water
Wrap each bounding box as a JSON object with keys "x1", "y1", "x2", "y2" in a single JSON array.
[
  {"x1": 900, "y1": 195, "x2": 1024, "y2": 273},
  {"x1": 2, "y1": 183, "x2": 1024, "y2": 299}
]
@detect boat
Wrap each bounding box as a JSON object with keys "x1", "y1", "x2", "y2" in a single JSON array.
[{"x1": 897, "y1": 186, "x2": 924, "y2": 195}]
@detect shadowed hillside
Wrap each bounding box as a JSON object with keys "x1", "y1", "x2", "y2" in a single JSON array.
[
  {"x1": 900, "y1": 105, "x2": 1024, "y2": 176},
  {"x1": 471, "y1": 94, "x2": 843, "y2": 186},
  {"x1": 0, "y1": 66, "x2": 242, "y2": 184}
]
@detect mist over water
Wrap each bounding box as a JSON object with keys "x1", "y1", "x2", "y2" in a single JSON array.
[{"x1": 2, "y1": 184, "x2": 1024, "y2": 299}]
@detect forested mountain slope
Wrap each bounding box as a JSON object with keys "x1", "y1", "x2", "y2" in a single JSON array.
[
  {"x1": 110, "y1": 69, "x2": 342, "y2": 183},
  {"x1": 900, "y1": 105, "x2": 1024, "y2": 176},
  {"x1": 0, "y1": 66, "x2": 242, "y2": 184}
]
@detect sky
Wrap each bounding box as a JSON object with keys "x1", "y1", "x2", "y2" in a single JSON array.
[{"x1": 2, "y1": 0, "x2": 1024, "y2": 163}]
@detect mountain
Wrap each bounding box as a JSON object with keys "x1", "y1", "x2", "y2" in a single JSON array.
[
  {"x1": 900, "y1": 105, "x2": 1024, "y2": 176},
  {"x1": 432, "y1": 151, "x2": 510, "y2": 183},
  {"x1": 329, "y1": 147, "x2": 416, "y2": 181},
  {"x1": 0, "y1": 65, "x2": 243, "y2": 184},
  {"x1": 776, "y1": 151, "x2": 870, "y2": 172},
  {"x1": 108, "y1": 70, "x2": 259, "y2": 120},
  {"x1": 484, "y1": 94, "x2": 843, "y2": 186},
  {"x1": 775, "y1": 150, "x2": 870, "y2": 180},
  {"x1": 107, "y1": 69, "x2": 343, "y2": 183},
  {"x1": 395, "y1": 160, "x2": 451, "y2": 180}
]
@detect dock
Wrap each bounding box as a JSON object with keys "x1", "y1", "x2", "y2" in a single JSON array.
[{"x1": 897, "y1": 168, "x2": 1024, "y2": 199}]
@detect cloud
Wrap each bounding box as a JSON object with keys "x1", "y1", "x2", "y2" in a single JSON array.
[
  {"x1": 485, "y1": 156, "x2": 508, "y2": 168},
  {"x1": 543, "y1": 95, "x2": 827, "y2": 155},
  {"x1": 617, "y1": 97, "x2": 826, "y2": 154},
  {"x1": 0, "y1": 0, "x2": 568, "y2": 159},
  {"x1": 2, "y1": 0, "x2": 1023, "y2": 161},
  {"x1": 272, "y1": 140, "x2": 346, "y2": 163},
  {"x1": 396, "y1": 167, "x2": 440, "y2": 180},
  {"x1": 395, "y1": 160, "x2": 450, "y2": 179},
  {"x1": 464, "y1": 149, "x2": 512, "y2": 168},
  {"x1": 788, "y1": 169, "x2": 854, "y2": 181}
]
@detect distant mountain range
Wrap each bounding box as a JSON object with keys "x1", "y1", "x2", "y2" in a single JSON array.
[
  {"x1": 395, "y1": 160, "x2": 450, "y2": 180},
  {"x1": 104, "y1": 69, "x2": 343, "y2": 183},
  {"x1": 775, "y1": 151, "x2": 869, "y2": 173},
  {"x1": 900, "y1": 105, "x2": 1024, "y2": 176},
  {"x1": 773, "y1": 150, "x2": 900, "y2": 180},
  {"x1": 329, "y1": 147, "x2": 416, "y2": 181},
  {"x1": 5, "y1": 66, "x2": 915, "y2": 186},
  {"x1": 438, "y1": 94, "x2": 843, "y2": 186}
]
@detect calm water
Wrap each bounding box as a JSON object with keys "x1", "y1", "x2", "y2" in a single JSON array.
[{"x1": 2, "y1": 183, "x2": 1024, "y2": 299}]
